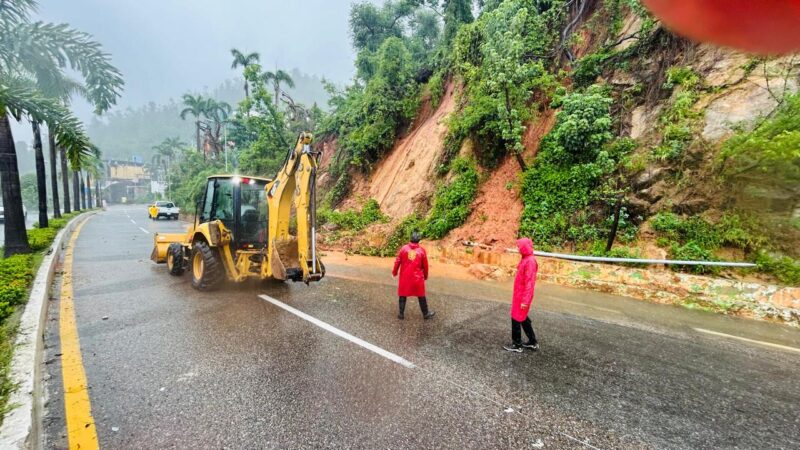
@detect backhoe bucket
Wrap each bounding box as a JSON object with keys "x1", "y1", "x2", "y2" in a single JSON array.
[
  {"x1": 271, "y1": 238, "x2": 301, "y2": 281},
  {"x1": 151, "y1": 233, "x2": 186, "y2": 263}
]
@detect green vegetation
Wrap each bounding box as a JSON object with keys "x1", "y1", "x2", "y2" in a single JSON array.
[
  {"x1": 755, "y1": 253, "x2": 800, "y2": 286},
  {"x1": 651, "y1": 212, "x2": 767, "y2": 275},
  {"x1": 320, "y1": 0, "x2": 488, "y2": 206},
  {"x1": 519, "y1": 86, "x2": 618, "y2": 247},
  {"x1": 360, "y1": 214, "x2": 426, "y2": 258},
  {"x1": 319, "y1": 199, "x2": 388, "y2": 232},
  {"x1": 424, "y1": 158, "x2": 479, "y2": 239},
  {"x1": 653, "y1": 67, "x2": 703, "y2": 161},
  {"x1": 1, "y1": 0, "x2": 123, "y2": 256},
  {"x1": 720, "y1": 92, "x2": 800, "y2": 192},
  {"x1": 446, "y1": 0, "x2": 561, "y2": 169}
]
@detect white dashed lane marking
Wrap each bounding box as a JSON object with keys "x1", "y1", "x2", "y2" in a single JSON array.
[
  {"x1": 258, "y1": 294, "x2": 415, "y2": 368},
  {"x1": 694, "y1": 328, "x2": 800, "y2": 354}
]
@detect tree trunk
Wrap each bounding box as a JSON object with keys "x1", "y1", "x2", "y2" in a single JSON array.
[
  {"x1": 85, "y1": 173, "x2": 92, "y2": 209},
  {"x1": 79, "y1": 171, "x2": 86, "y2": 210},
  {"x1": 244, "y1": 82, "x2": 249, "y2": 100},
  {"x1": 95, "y1": 178, "x2": 101, "y2": 208},
  {"x1": 48, "y1": 132, "x2": 61, "y2": 218},
  {"x1": 274, "y1": 82, "x2": 280, "y2": 108},
  {"x1": 514, "y1": 151, "x2": 528, "y2": 172},
  {"x1": 504, "y1": 87, "x2": 527, "y2": 172},
  {"x1": 72, "y1": 170, "x2": 80, "y2": 211},
  {"x1": 31, "y1": 121, "x2": 49, "y2": 228},
  {"x1": 0, "y1": 111, "x2": 31, "y2": 256},
  {"x1": 60, "y1": 146, "x2": 71, "y2": 213},
  {"x1": 196, "y1": 121, "x2": 201, "y2": 153},
  {"x1": 605, "y1": 197, "x2": 623, "y2": 253}
]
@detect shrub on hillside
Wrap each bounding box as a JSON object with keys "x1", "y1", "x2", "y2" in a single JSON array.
[
  {"x1": 756, "y1": 252, "x2": 800, "y2": 286},
  {"x1": 319, "y1": 199, "x2": 387, "y2": 232},
  {"x1": 423, "y1": 158, "x2": 479, "y2": 239}
]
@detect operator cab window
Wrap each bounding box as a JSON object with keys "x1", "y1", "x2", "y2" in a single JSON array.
[
  {"x1": 239, "y1": 179, "x2": 268, "y2": 246},
  {"x1": 200, "y1": 180, "x2": 215, "y2": 223},
  {"x1": 213, "y1": 178, "x2": 235, "y2": 231}
]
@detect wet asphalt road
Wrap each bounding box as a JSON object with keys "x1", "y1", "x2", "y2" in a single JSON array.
[{"x1": 42, "y1": 206, "x2": 800, "y2": 449}]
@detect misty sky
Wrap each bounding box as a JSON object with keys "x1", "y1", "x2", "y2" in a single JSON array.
[{"x1": 37, "y1": 0, "x2": 359, "y2": 120}]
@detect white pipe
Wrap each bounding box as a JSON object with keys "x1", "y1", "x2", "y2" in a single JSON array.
[
  {"x1": 530, "y1": 250, "x2": 757, "y2": 267},
  {"x1": 464, "y1": 242, "x2": 757, "y2": 267}
]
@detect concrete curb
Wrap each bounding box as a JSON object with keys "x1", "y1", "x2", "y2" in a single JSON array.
[{"x1": 0, "y1": 211, "x2": 97, "y2": 449}]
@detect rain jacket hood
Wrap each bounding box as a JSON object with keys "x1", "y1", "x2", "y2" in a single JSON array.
[
  {"x1": 517, "y1": 238, "x2": 534, "y2": 256},
  {"x1": 511, "y1": 238, "x2": 538, "y2": 321}
]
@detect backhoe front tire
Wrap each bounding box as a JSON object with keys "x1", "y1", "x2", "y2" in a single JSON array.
[
  {"x1": 190, "y1": 241, "x2": 224, "y2": 291},
  {"x1": 166, "y1": 243, "x2": 185, "y2": 276}
]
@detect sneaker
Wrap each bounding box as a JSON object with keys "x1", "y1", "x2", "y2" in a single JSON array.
[
  {"x1": 423, "y1": 311, "x2": 436, "y2": 320},
  {"x1": 522, "y1": 342, "x2": 540, "y2": 351},
  {"x1": 503, "y1": 344, "x2": 523, "y2": 353},
  {"x1": 398, "y1": 312, "x2": 405, "y2": 320}
]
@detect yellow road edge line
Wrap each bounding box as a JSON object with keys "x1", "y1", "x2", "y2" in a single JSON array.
[
  {"x1": 694, "y1": 328, "x2": 800, "y2": 354},
  {"x1": 59, "y1": 218, "x2": 99, "y2": 450}
]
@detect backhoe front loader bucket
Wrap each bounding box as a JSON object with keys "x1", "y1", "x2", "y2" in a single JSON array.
[
  {"x1": 271, "y1": 238, "x2": 302, "y2": 281},
  {"x1": 151, "y1": 233, "x2": 186, "y2": 263}
]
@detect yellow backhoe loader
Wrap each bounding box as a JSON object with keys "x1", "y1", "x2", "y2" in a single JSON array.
[{"x1": 150, "y1": 132, "x2": 324, "y2": 290}]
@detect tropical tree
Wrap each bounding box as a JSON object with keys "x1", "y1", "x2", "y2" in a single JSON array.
[
  {"x1": 0, "y1": 0, "x2": 122, "y2": 254},
  {"x1": 180, "y1": 94, "x2": 207, "y2": 152},
  {"x1": 1, "y1": 80, "x2": 96, "y2": 255},
  {"x1": 230, "y1": 48, "x2": 260, "y2": 99},
  {"x1": 262, "y1": 69, "x2": 295, "y2": 108},
  {"x1": 0, "y1": 0, "x2": 122, "y2": 227},
  {"x1": 203, "y1": 99, "x2": 232, "y2": 156},
  {"x1": 60, "y1": 145, "x2": 70, "y2": 213},
  {"x1": 82, "y1": 147, "x2": 101, "y2": 209}
]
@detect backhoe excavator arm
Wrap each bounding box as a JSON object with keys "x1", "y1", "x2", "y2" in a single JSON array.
[{"x1": 263, "y1": 132, "x2": 324, "y2": 283}]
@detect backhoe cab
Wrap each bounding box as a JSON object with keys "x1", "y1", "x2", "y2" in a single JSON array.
[{"x1": 150, "y1": 132, "x2": 324, "y2": 290}]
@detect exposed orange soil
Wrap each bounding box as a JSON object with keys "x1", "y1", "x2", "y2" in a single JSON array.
[
  {"x1": 343, "y1": 81, "x2": 457, "y2": 218},
  {"x1": 446, "y1": 109, "x2": 557, "y2": 249},
  {"x1": 316, "y1": 137, "x2": 338, "y2": 187}
]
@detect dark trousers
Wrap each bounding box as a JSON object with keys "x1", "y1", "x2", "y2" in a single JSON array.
[
  {"x1": 399, "y1": 296, "x2": 429, "y2": 315},
  {"x1": 512, "y1": 317, "x2": 537, "y2": 345}
]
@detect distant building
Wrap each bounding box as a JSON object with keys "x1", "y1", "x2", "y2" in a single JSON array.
[
  {"x1": 106, "y1": 160, "x2": 149, "y2": 181},
  {"x1": 104, "y1": 160, "x2": 152, "y2": 203}
]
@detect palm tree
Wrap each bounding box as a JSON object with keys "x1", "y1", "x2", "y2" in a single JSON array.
[
  {"x1": 203, "y1": 99, "x2": 231, "y2": 157},
  {"x1": 79, "y1": 170, "x2": 86, "y2": 210},
  {"x1": 60, "y1": 145, "x2": 70, "y2": 213},
  {"x1": 180, "y1": 94, "x2": 207, "y2": 152},
  {"x1": 230, "y1": 49, "x2": 260, "y2": 99},
  {"x1": 262, "y1": 69, "x2": 295, "y2": 108},
  {"x1": 1, "y1": 79, "x2": 95, "y2": 255},
  {"x1": 82, "y1": 147, "x2": 101, "y2": 209},
  {"x1": 0, "y1": 0, "x2": 123, "y2": 255},
  {"x1": 31, "y1": 75, "x2": 85, "y2": 226}
]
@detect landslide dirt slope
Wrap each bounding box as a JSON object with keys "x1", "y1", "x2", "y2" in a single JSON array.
[
  {"x1": 446, "y1": 109, "x2": 557, "y2": 249},
  {"x1": 344, "y1": 82, "x2": 457, "y2": 219}
]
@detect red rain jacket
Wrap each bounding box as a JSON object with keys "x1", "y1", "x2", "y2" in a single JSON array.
[
  {"x1": 511, "y1": 238, "x2": 538, "y2": 322},
  {"x1": 392, "y1": 243, "x2": 428, "y2": 297}
]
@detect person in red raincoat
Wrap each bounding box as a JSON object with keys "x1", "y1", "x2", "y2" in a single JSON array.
[
  {"x1": 392, "y1": 231, "x2": 435, "y2": 320},
  {"x1": 504, "y1": 238, "x2": 539, "y2": 353}
]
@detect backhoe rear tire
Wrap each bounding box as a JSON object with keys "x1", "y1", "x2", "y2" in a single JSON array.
[
  {"x1": 166, "y1": 243, "x2": 185, "y2": 276},
  {"x1": 190, "y1": 241, "x2": 224, "y2": 291}
]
